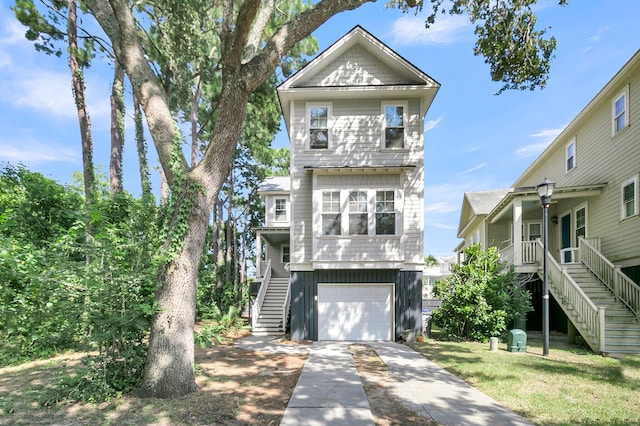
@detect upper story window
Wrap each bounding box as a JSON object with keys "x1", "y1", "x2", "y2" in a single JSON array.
[
  {"x1": 612, "y1": 86, "x2": 629, "y2": 136},
  {"x1": 566, "y1": 138, "x2": 576, "y2": 172},
  {"x1": 322, "y1": 191, "x2": 341, "y2": 235},
  {"x1": 621, "y1": 176, "x2": 637, "y2": 220},
  {"x1": 382, "y1": 102, "x2": 407, "y2": 149},
  {"x1": 275, "y1": 198, "x2": 287, "y2": 222},
  {"x1": 308, "y1": 104, "x2": 330, "y2": 149},
  {"x1": 375, "y1": 191, "x2": 396, "y2": 235},
  {"x1": 348, "y1": 191, "x2": 368, "y2": 235}
]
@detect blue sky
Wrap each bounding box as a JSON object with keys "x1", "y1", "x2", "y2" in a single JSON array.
[{"x1": 1, "y1": 1, "x2": 639, "y2": 256}]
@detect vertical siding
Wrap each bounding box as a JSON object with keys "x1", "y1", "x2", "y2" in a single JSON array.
[{"x1": 289, "y1": 270, "x2": 422, "y2": 340}]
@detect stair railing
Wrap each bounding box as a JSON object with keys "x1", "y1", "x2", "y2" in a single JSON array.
[
  {"x1": 252, "y1": 259, "x2": 271, "y2": 329},
  {"x1": 579, "y1": 237, "x2": 640, "y2": 318},
  {"x1": 538, "y1": 240, "x2": 605, "y2": 352}
]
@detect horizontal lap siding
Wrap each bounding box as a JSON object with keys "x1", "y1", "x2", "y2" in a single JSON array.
[
  {"x1": 289, "y1": 270, "x2": 422, "y2": 341},
  {"x1": 514, "y1": 68, "x2": 640, "y2": 265},
  {"x1": 314, "y1": 237, "x2": 403, "y2": 262}
]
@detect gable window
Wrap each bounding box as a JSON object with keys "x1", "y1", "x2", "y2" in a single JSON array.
[
  {"x1": 282, "y1": 245, "x2": 290, "y2": 264},
  {"x1": 348, "y1": 191, "x2": 368, "y2": 235},
  {"x1": 375, "y1": 191, "x2": 396, "y2": 235},
  {"x1": 275, "y1": 198, "x2": 287, "y2": 222},
  {"x1": 612, "y1": 86, "x2": 629, "y2": 135},
  {"x1": 322, "y1": 191, "x2": 341, "y2": 235},
  {"x1": 308, "y1": 105, "x2": 330, "y2": 149},
  {"x1": 382, "y1": 103, "x2": 407, "y2": 149},
  {"x1": 566, "y1": 139, "x2": 576, "y2": 172},
  {"x1": 621, "y1": 177, "x2": 637, "y2": 220}
]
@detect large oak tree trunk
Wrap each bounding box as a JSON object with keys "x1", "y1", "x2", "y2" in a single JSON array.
[{"x1": 141, "y1": 186, "x2": 208, "y2": 397}]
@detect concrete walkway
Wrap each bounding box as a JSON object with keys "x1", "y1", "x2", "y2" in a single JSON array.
[{"x1": 237, "y1": 337, "x2": 533, "y2": 426}]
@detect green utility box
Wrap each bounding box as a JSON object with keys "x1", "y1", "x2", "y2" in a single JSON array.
[{"x1": 507, "y1": 329, "x2": 527, "y2": 353}]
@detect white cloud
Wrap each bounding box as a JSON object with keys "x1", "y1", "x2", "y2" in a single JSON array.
[
  {"x1": 460, "y1": 162, "x2": 486, "y2": 174},
  {"x1": 515, "y1": 126, "x2": 565, "y2": 158},
  {"x1": 6, "y1": 69, "x2": 77, "y2": 118},
  {"x1": 428, "y1": 222, "x2": 457, "y2": 230},
  {"x1": 424, "y1": 116, "x2": 443, "y2": 132},
  {"x1": 390, "y1": 14, "x2": 470, "y2": 46},
  {"x1": 0, "y1": 138, "x2": 79, "y2": 166}
]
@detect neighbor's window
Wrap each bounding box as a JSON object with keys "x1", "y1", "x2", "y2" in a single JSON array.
[
  {"x1": 322, "y1": 191, "x2": 341, "y2": 235},
  {"x1": 383, "y1": 103, "x2": 406, "y2": 148},
  {"x1": 282, "y1": 245, "x2": 290, "y2": 263},
  {"x1": 375, "y1": 191, "x2": 396, "y2": 235},
  {"x1": 348, "y1": 191, "x2": 368, "y2": 235},
  {"x1": 309, "y1": 105, "x2": 330, "y2": 149},
  {"x1": 528, "y1": 223, "x2": 542, "y2": 241},
  {"x1": 612, "y1": 87, "x2": 629, "y2": 135},
  {"x1": 576, "y1": 206, "x2": 586, "y2": 244},
  {"x1": 621, "y1": 177, "x2": 637, "y2": 220},
  {"x1": 275, "y1": 198, "x2": 287, "y2": 222},
  {"x1": 566, "y1": 139, "x2": 576, "y2": 172}
]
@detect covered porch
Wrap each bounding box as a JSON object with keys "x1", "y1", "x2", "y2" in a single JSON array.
[{"x1": 486, "y1": 184, "x2": 606, "y2": 272}]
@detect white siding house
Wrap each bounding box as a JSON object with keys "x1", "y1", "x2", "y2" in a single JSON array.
[
  {"x1": 456, "y1": 50, "x2": 640, "y2": 355},
  {"x1": 253, "y1": 26, "x2": 440, "y2": 340}
]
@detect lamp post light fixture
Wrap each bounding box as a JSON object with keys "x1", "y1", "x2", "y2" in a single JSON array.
[{"x1": 536, "y1": 178, "x2": 555, "y2": 357}]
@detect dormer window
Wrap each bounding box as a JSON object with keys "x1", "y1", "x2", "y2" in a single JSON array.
[
  {"x1": 275, "y1": 198, "x2": 287, "y2": 222},
  {"x1": 382, "y1": 102, "x2": 407, "y2": 149},
  {"x1": 308, "y1": 104, "x2": 331, "y2": 149}
]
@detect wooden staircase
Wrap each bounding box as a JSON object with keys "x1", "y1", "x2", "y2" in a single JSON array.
[
  {"x1": 562, "y1": 264, "x2": 640, "y2": 355},
  {"x1": 252, "y1": 277, "x2": 289, "y2": 336}
]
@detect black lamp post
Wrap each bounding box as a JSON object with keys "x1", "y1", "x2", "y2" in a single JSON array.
[{"x1": 536, "y1": 178, "x2": 555, "y2": 357}]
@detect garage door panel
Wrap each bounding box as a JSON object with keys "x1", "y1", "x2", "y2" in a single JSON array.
[{"x1": 318, "y1": 284, "x2": 393, "y2": 341}]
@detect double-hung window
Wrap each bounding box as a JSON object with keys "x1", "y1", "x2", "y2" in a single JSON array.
[
  {"x1": 275, "y1": 198, "x2": 287, "y2": 222},
  {"x1": 375, "y1": 191, "x2": 396, "y2": 235},
  {"x1": 322, "y1": 191, "x2": 341, "y2": 235},
  {"x1": 309, "y1": 105, "x2": 330, "y2": 149},
  {"x1": 282, "y1": 245, "x2": 290, "y2": 263},
  {"x1": 566, "y1": 139, "x2": 576, "y2": 172},
  {"x1": 382, "y1": 103, "x2": 407, "y2": 149},
  {"x1": 612, "y1": 86, "x2": 629, "y2": 135},
  {"x1": 621, "y1": 177, "x2": 637, "y2": 220},
  {"x1": 348, "y1": 191, "x2": 368, "y2": 235}
]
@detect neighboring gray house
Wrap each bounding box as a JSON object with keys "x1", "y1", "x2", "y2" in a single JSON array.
[
  {"x1": 253, "y1": 26, "x2": 440, "y2": 341},
  {"x1": 456, "y1": 50, "x2": 640, "y2": 355}
]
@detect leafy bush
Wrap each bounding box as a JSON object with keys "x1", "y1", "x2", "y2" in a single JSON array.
[
  {"x1": 194, "y1": 306, "x2": 244, "y2": 348},
  {"x1": 432, "y1": 244, "x2": 532, "y2": 341}
]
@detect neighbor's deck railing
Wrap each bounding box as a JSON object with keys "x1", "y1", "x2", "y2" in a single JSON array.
[
  {"x1": 252, "y1": 259, "x2": 271, "y2": 329},
  {"x1": 538, "y1": 240, "x2": 605, "y2": 352},
  {"x1": 580, "y1": 237, "x2": 640, "y2": 318}
]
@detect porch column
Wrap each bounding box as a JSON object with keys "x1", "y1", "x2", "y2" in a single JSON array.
[
  {"x1": 513, "y1": 199, "x2": 523, "y2": 266},
  {"x1": 256, "y1": 231, "x2": 263, "y2": 278}
]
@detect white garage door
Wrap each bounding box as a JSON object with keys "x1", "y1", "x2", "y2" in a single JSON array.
[{"x1": 318, "y1": 284, "x2": 393, "y2": 341}]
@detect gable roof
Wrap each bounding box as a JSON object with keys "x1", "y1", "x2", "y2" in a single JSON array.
[
  {"x1": 258, "y1": 176, "x2": 290, "y2": 193},
  {"x1": 277, "y1": 25, "x2": 440, "y2": 131},
  {"x1": 457, "y1": 189, "x2": 511, "y2": 237}
]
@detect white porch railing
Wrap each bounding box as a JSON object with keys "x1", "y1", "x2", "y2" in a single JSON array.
[
  {"x1": 579, "y1": 237, "x2": 640, "y2": 318},
  {"x1": 252, "y1": 259, "x2": 271, "y2": 328},
  {"x1": 538, "y1": 240, "x2": 605, "y2": 352},
  {"x1": 522, "y1": 241, "x2": 538, "y2": 264}
]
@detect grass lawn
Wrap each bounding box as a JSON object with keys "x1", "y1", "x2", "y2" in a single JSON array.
[{"x1": 413, "y1": 330, "x2": 640, "y2": 425}]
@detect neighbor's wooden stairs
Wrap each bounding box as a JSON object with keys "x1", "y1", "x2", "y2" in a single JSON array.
[
  {"x1": 562, "y1": 264, "x2": 640, "y2": 355},
  {"x1": 252, "y1": 277, "x2": 289, "y2": 336}
]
